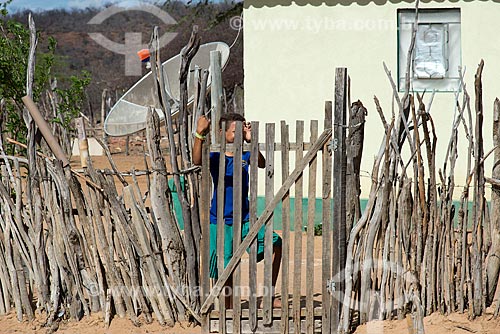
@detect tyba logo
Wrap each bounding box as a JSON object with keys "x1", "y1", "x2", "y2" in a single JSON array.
[{"x1": 88, "y1": 1, "x2": 178, "y2": 76}]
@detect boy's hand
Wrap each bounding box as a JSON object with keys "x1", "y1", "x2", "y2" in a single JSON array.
[
  {"x1": 243, "y1": 121, "x2": 252, "y2": 143},
  {"x1": 196, "y1": 115, "x2": 211, "y2": 136}
]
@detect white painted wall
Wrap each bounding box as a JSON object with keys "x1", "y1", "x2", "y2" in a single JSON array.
[{"x1": 244, "y1": 0, "x2": 500, "y2": 199}]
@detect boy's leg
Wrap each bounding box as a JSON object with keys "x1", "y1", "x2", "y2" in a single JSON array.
[
  {"x1": 223, "y1": 223, "x2": 235, "y2": 309},
  {"x1": 271, "y1": 234, "x2": 282, "y2": 307},
  {"x1": 272, "y1": 243, "x2": 282, "y2": 307},
  {"x1": 209, "y1": 224, "x2": 218, "y2": 279},
  {"x1": 225, "y1": 275, "x2": 233, "y2": 309},
  {"x1": 210, "y1": 224, "x2": 230, "y2": 307},
  {"x1": 210, "y1": 223, "x2": 235, "y2": 308},
  {"x1": 243, "y1": 221, "x2": 283, "y2": 307}
]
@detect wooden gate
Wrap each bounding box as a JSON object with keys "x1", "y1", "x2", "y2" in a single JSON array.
[{"x1": 198, "y1": 69, "x2": 349, "y2": 334}]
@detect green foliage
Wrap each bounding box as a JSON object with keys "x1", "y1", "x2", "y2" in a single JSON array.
[
  {"x1": 161, "y1": 0, "x2": 242, "y2": 31},
  {"x1": 208, "y1": 1, "x2": 242, "y2": 29},
  {"x1": 0, "y1": 1, "x2": 12, "y2": 19},
  {"x1": 55, "y1": 70, "x2": 91, "y2": 129},
  {"x1": 0, "y1": 3, "x2": 91, "y2": 153},
  {"x1": 314, "y1": 223, "x2": 322, "y2": 236},
  {"x1": 0, "y1": 4, "x2": 55, "y2": 150},
  {"x1": 0, "y1": 2, "x2": 56, "y2": 102},
  {"x1": 34, "y1": 36, "x2": 56, "y2": 98},
  {"x1": 0, "y1": 19, "x2": 31, "y2": 101},
  {"x1": 303, "y1": 223, "x2": 323, "y2": 236}
]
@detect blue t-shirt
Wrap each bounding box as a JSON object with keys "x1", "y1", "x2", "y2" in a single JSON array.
[{"x1": 209, "y1": 151, "x2": 251, "y2": 225}]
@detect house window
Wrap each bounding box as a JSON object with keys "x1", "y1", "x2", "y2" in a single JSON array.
[{"x1": 397, "y1": 8, "x2": 461, "y2": 92}]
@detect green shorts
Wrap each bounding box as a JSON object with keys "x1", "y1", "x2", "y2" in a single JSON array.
[{"x1": 209, "y1": 221, "x2": 282, "y2": 279}]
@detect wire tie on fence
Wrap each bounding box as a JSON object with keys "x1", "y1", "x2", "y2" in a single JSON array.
[
  {"x1": 350, "y1": 120, "x2": 366, "y2": 129},
  {"x1": 172, "y1": 166, "x2": 201, "y2": 175},
  {"x1": 151, "y1": 166, "x2": 200, "y2": 176},
  {"x1": 333, "y1": 121, "x2": 365, "y2": 129},
  {"x1": 333, "y1": 123, "x2": 348, "y2": 128},
  {"x1": 326, "y1": 279, "x2": 336, "y2": 294},
  {"x1": 332, "y1": 138, "x2": 339, "y2": 151},
  {"x1": 151, "y1": 167, "x2": 169, "y2": 176},
  {"x1": 326, "y1": 141, "x2": 334, "y2": 153}
]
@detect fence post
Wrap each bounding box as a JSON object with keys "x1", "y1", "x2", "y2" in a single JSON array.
[
  {"x1": 76, "y1": 117, "x2": 89, "y2": 168},
  {"x1": 280, "y1": 120, "x2": 291, "y2": 334},
  {"x1": 292, "y1": 120, "x2": 304, "y2": 334},
  {"x1": 322, "y1": 102, "x2": 333, "y2": 334},
  {"x1": 200, "y1": 132, "x2": 211, "y2": 333},
  {"x1": 263, "y1": 123, "x2": 275, "y2": 325},
  {"x1": 22, "y1": 95, "x2": 70, "y2": 167},
  {"x1": 306, "y1": 120, "x2": 319, "y2": 333},
  {"x1": 101, "y1": 89, "x2": 108, "y2": 145},
  {"x1": 210, "y1": 50, "x2": 223, "y2": 143},
  {"x1": 331, "y1": 67, "x2": 347, "y2": 333},
  {"x1": 232, "y1": 121, "x2": 243, "y2": 334}
]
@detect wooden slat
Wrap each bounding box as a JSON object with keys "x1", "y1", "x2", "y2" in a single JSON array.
[
  {"x1": 210, "y1": 307, "x2": 325, "y2": 334},
  {"x1": 192, "y1": 66, "x2": 200, "y2": 145},
  {"x1": 211, "y1": 318, "x2": 323, "y2": 334},
  {"x1": 85, "y1": 171, "x2": 118, "y2": 318},
  {"x1": 306, "y1": 121, "x2": 318, "y2": 334},
  {"x1": 293, "y1": 120, "x2": 305, "y2": 334},
  {"x1": 123, "y1": 186, "x2": 172, "y2": 324},
  {"x1": 217, "y1": 122, "x2": 227, "y2": 334},
  {"x1": 200, "y1": 134, "x2": 211, "y2": 333},
  {"x1": 85, "y1": 181, "x2": 106, "y2": 314},
  {"x1": 280, "y1": 121, "x2": 291, "y2": 334},
  {"x1": 249, "y1": 122, "x2": 259, "y2": 331},
  {"x1": 210, "y1": 50, "x2": 222, "y2": 142},
  {"x1": 120, "y1": 178, "x2": 154, "y2": 320},
  {"x1": 210, "y1": 142, "x2": 314, "y2": 153},
  {"x1": 144, "y1": 106, "x2": 186, "y2": 318},
  {"x1": 109, "y1": 197, "x2": 139, "y2": 324},
  {"x1": 321, "y1": 102, "x2": 333, "y2": 334},
  {"x1": 331, "y1": 67, "x2": 348, "y2": 331},
  {"x1": 200, "y1": 128, "x2": 333, "y2": 314},
  {"x1": 263, "y1": 123, "x2": 275, "y2": 325},
  {"x1": 210, "y1": 306, "x2": 324, "y2": 318},
  {"x1": 233, "y1": 121, "x2": 243, "y2": 334}
]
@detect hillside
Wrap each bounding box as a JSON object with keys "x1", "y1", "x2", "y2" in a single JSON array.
[{"x1": 9, "y1": 1, "x2": 243, "y2": 121}]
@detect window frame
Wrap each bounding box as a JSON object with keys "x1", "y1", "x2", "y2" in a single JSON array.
[{"x1": 397, "y1": 8, "x2": 462, "y2": 92}]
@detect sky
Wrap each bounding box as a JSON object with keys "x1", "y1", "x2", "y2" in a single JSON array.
[{"x1": 7, "y1": 0, "x2": 230, "y2": 12}]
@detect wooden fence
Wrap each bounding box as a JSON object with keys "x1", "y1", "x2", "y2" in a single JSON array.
[
  {"x1": 198, "y1": 68, "x2": 355, "y2": 334},
  {"x1": 0, "y1": 105, "x2": 345, "y2": 334},
  {"x1": 2, "y1": 63, "x2": 500, "y2": 334},
  {"x1": 199, "y1": 116, "x2": 334, "y2": 334},
  {"x1": 0, "y1": 109, "x2": 200, "y2": 328}
]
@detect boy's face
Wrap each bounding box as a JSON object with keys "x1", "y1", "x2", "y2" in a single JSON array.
[{"x1": 224, "y1": 121, "x2": 237, "y2": 144}]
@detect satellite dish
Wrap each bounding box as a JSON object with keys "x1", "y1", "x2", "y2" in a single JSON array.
[{"x1": 104, "y1": 41, "x2": 230, "y2": 136}]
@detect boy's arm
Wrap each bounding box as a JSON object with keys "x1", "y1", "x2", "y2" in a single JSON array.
[
  {"x1": 192, "y1": 136, "x2": 204, "y2": 166},
  {"x1": 192, "y1": 116, "x2": 210, "y2": 166}
]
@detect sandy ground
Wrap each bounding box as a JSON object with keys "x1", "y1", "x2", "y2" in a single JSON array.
[
  {"x1": 1, "y1": 140, "x2": 500, "y2": 333},
  {"x1": 354, "y1": 311, "x2": 500, "y2": 334},
  {"x1": 2, "y1": 308, "x2": 500, "y2": 334}
]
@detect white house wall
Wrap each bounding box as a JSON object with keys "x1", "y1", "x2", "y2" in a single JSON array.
[{"x1": 243, "y1": 0, "x2": 500, "y2": 199}]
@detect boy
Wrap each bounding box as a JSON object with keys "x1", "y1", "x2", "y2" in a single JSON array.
[{"x1": 192, "y1": 112, "x2": 282, "y2": 308}]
